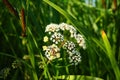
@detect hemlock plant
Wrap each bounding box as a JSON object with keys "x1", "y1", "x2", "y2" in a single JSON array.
[{"x1": 43, "y1": 23, "x2": 86, "y2": 65}]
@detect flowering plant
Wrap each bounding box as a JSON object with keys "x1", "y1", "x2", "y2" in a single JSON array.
[{"x1": 43, "y1": 23, "x2": 86, "y2": 65}]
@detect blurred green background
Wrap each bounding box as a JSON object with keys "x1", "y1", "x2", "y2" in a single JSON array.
[{"x1": 0, "y1": 0, "x2": 120, "y2": 80}]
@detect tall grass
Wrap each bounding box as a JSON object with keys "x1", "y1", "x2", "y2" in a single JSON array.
[{"x1": 0, "y1": 0, "x2": 120, "y2": 80}]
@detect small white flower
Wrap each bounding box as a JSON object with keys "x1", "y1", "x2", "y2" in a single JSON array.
[
  {"x1": 74, "y1": 34, "x2": 83, "y2": 40},
  {"x1": 70, "y1": 30, "x2": 76, "y2": 38},
  {"x1": 68, "y1": 41, "x2": 75, "y2": 51},
  {"x1": 45, "y1": 23, "x2": 59, "y2": 33},
  {"x1": 68, "y1": 50, "x2": 81, "y2": 65},
  {"x1": 42, "y1": 46, "x2": 47, "y2": 51},
  {"x1": 63, "y1": 41, "x2": 75, "y2": 51},
  {"x1": 59, "y1": 23, "x2": 70, "y2": 31},
  {"x1": 43, "y1": 36, "x2": 49, "y2": 42},
  {"x1": 59, "y1": 23, "x2": 76, "y2": 38},
  {"x1": 50, "y1": 32, "x2": 64, "y2": 44},
  {"x1": 68, "y1": 25, "x2": 76, "y2": 32},
  {"x1": 74, "y1": 34, "x2": 86, "y2": 49},
  {"x1": 55, "y1": 52, "x2": 60, "y2": 58},
  {"x1": 69, "y1": 25, "x2": 76, "y2": 38},
  {"x1": 44, "y1": 44, "x2": 60, "y2": 60}
]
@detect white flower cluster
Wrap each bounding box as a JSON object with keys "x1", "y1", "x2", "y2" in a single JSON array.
[
  {"x1": 50, "y1": 32, "x2": 64, "y2": 44},
  {"x1": 68, "y1": 50, "x2": 81, "y2": 65},
  {"x1": 43, "y1": 23, "x2": 86, "y2": 65},
  {"x1": 44, "y1": 44, "x2": 60, "y2": 60},
  {"x1": 63, "y1": 41, "x2": 75, "y2": 51}
]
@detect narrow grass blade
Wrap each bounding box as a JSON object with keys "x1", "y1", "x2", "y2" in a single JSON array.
[
  {"x1": 101, "y1": 30, "x2": 120, "y2": 80},
  {"x1": 92, "y1": 38, "x2": 106, "y2": 53},
  {"x1": 43, "y1": 0, "x2": 90, "y2": 37},
  {"x1": 27, "y1": 27, "x2": 51, "y2": 79},
  {"x1": 0, "y1": 26, "x2": 16, "y2": 57},
  {"x1": 27, "y1": 29, "x2": 38, "y2": 80}
]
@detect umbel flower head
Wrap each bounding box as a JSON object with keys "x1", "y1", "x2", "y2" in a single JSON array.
[
  {"x1": 44, "y1": 44, "x2": 60, "y2": 60},
  {"x1": 45, "y1": 23, "x2": 59, "y2": 34},
  {"x1": 43, "y1": 23, "x2": 86, "y2": 65},
  {"x1": 50, "y1": 32, "x2": 64, "y2": 44}
]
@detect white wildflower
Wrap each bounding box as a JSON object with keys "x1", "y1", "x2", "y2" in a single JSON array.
[
  {"x1": 63, "y1": 41, "x2": 75, "y2": 51},
  {"x1": 42, "y1": 46, "x2": 47, "y2": 51},
  {"x1": 75, "y1": 34, "x2": 86, "y2": 49},
  {"x1": 45, "y1": 23, "x2": 59, "y2": 34},
  {"x1": 43, "y1": 36, "x2": 49, "y2": 42},
  {"x1": 59, "y1": 23, "x2": 76, "y2": 38},
  {"x1": 44, "y1": 44, "x2": 60, "y2": 60},
  {"x1": 59, "y1": 23, "x2": 70, "y2": 31},
  {"x1": 50, "y1": 32, "x2": 64, "y2": 44},
  {"x1": 43, "y1": 23, "x2": 86, "y2": 65},
  {"x1": 68, "y1": 50, "x2": 81, "y2": 65},
  {"x1": 69, "y1": 25, "x2": 76, "y2": 38}
]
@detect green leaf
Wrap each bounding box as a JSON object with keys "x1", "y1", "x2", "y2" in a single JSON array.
[
  {"x1": 43, "y1": 0, "x2": 90, "y2": 37},
  {"x1": 54, "y1": 75, "x2": 103, "y2": 80},
  {"x1": 101, "y1": 30, "x2": 120, "y2": 80},
  {"x1": 27, "y1": 27, "x2": 38, "y2": 80}
]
